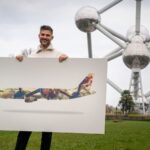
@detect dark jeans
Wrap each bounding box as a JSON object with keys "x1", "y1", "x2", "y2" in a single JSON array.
[{"x1": 14, "y1": 131, "x2": 52, "y2": 150}]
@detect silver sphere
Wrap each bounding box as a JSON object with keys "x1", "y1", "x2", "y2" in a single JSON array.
[
  {"x1": 75, "y1": 6, "x2": 99, "y2": 32},
  {"x1": 123, "y1": 35, "x2": 150, "y2": 69},
  {"x1": 126, "y1": 25, "x2": 150, "y2": 42}
]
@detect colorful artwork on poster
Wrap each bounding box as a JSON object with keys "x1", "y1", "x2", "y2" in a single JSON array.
[{"x1": 0, "y1": 74, "x2": 96, "y2": 102}]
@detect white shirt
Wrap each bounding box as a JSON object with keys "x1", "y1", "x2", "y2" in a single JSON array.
[{"x1": 29, "y1": 44, "x2": 64, "y2": 58}]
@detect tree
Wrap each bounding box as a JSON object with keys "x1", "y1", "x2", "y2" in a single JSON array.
[
  {"x1": 118, "y1": 90, "x2": 135, "y2": 114},
  {"x1": 106, "y1": 104, "x2": 114, "y2": 114},
  {"x1": 9, "y1": 48, "x2": 33, "y2": 58},
  {"x1": 21, "y1": 48, "x2": 33, "y2": 57}
]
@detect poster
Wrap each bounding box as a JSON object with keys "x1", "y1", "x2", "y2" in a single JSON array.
[{"x1": 0, "y1": 58, "x2": 107, "y2": 134}]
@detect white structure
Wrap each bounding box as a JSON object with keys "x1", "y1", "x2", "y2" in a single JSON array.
[{"x1": 75, "y1": 0, "x2": 150, "y2": 114}]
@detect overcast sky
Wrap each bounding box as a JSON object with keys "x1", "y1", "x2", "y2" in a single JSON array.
[{"x1": 0, "y1": 0, "x2": 150, "y2": 106}]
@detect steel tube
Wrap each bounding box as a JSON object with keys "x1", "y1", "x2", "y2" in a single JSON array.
[{"x1": 98, "y1": 0, "x2": 123, "y2": 14}]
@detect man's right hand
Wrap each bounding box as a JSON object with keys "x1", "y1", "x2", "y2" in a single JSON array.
[{"x1": 16, "y1": 55, "x2": 24, "y2": 62}]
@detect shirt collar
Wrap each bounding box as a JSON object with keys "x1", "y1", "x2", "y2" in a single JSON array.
[{"x1": 36, "y1": 44, "x2": 54, "y2": 53}]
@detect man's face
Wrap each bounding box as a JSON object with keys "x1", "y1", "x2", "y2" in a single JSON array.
[{"x1": 39, "y1": 30, "x2": 53, "y2": 48}]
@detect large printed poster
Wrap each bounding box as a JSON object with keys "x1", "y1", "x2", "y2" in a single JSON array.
[{"x1": 0, "y1": 58, "x2": 107, "y2": 134}]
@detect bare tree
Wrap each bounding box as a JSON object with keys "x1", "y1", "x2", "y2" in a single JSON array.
[{"x1": 21, "y1": 48, "x2": 33, "y2": 57}]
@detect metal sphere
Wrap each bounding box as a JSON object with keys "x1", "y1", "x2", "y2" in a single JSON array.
[
  {"x1": 123, "y1": 35, "x2": 150, "y2": 69},
  {"x1": 126, "y1": 25, "x2": 150, "y2": 42},
  {"x1": 75, "y1": 6, "x2": 99, "y2": 32}
]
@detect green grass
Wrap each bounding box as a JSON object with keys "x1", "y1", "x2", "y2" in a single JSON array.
[{"x1": 0, "y1": 120, "x2": 150, "y2": 150}]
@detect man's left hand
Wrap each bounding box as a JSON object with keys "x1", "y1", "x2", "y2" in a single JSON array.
[{"x1": 59, "y1": 54, "x2": 68, "y2": 62}]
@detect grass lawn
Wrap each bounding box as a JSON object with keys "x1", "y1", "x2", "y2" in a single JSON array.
[{"x1": 0, "y1": 120, "x2": 150, "y2": 150}]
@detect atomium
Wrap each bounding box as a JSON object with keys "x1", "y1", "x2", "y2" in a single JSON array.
[
  {"x1": 126, "y1": 25, "x2": 150, "y2": 42},
  {"x1": 123, "y1": 35, "x2": 150, "y2": 69},
  {"x1": 75, "y1": 6, "x2": 99, "y2": 32},
  {"x1": 75, "y1": 0, "x2": 150, "y2": 114}
]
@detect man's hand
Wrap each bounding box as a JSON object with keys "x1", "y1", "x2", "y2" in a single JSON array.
[
  {"x1": 59, "y1": 54, "x2": 68, "y2": 62},
  {"x1": 16, "y1": 55, "x2": 24, "y2": 62}
]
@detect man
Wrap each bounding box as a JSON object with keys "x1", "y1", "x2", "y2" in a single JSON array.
[
  {"x1": 14, "y1": 88, "x2": 25, "y2": 99},
  {"x1": 15, "y1": 25, "x2": 68, "y2": 150}
]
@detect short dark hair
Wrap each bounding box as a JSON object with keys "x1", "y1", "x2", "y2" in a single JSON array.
[{"x1": 40, "y1": 25, "x2": 53, "y2": 34}]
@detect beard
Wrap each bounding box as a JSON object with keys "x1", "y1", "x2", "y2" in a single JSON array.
[{"x1": 40, "y1": 39, "x2": 50, "y2": 48}]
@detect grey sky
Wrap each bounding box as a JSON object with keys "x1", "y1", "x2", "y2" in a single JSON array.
[{"x1": 0, "y1": 0, "x2": 150, "y2": 106}]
